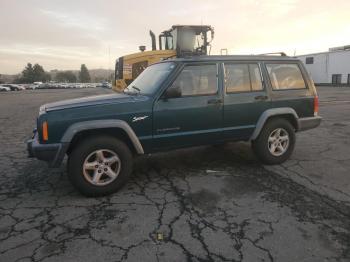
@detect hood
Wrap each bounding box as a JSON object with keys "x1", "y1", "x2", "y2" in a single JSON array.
[{"x1": 42, "y1": 93, "x2": 147, "y2": 112}]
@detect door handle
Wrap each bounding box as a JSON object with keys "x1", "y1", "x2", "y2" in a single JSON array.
[
  {"x1": 254, "y1": 95, "x2": 268, "y2": 101},
  {"x1": 207, "y1": 98, "x2": 223, "y2": 105}
]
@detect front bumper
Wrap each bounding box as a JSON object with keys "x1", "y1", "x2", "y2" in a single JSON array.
[
  {"x1": 27, "y1": 131, "x2": 67, "y2": 167},
  {"x1": 298, "y1": 116, "x2": 322, "y2": 131}
]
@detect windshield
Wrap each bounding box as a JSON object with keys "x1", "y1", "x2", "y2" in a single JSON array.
[
  {"x1": 177, "y1": 28, "x2": 205, "y2": 53},
  {"x1": 125, "y1": 62, "x2": 176, "y2": 95},
  {"x1": 160, "y1": 34, "x2": 174, "y2": 50}
]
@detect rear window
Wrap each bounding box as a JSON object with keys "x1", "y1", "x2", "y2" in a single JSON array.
[{"x1": 266, "y1": 63, "x2": 306, "y2": 90}]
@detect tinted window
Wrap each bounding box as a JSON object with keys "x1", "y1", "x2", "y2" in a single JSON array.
[
  {"x1": 224, "y1": 63, "x2": 263, "y2": 93},
  {"x1": 266, "y1": 64, "x2": 306, "y2": 90},
  {"x1": 168, "y1": 64, "x2": 218, "y2": 97}
]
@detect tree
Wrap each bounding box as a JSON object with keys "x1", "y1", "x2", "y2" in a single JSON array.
[
  {"x1": 0, "y1": 74, "x2": 3, "y2": 84},
  {"x1": 18, "y1": 63, "x2": 51, "y2": 83},
  {"x1": 79, "y1": 64, "x2": 91, "y2": 83},
  {"x1": 55, "y1": 71, "x2": 77, "y2": 83},
  {"x1": 33, "y1": 64, "x2": 51, "y2": 82},
  {"x1": 21, "y1": 63, "x2": 34, "y2": 83}
]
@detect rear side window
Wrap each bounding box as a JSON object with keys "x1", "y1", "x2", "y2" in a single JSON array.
[
  {"x1": 266, "y1": 63, "x2": 306, "y2": 90},
  {"x1": 224, "y1": 63, "x2": 263, "y2": 93}
]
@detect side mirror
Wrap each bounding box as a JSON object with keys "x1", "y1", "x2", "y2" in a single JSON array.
[{"x1": 163, "y1": 86, "x2": 181, "y2": 100}]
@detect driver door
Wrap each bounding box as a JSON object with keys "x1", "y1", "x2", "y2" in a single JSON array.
[{"x1": 152, "y1": 63, "x2": 223, "y2": 151}]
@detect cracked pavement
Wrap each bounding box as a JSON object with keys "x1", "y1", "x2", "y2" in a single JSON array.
[{"x1": 0, "y1": 87, "x2": 349, "y2": 261}]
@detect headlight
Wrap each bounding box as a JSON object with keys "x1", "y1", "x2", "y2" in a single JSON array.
[{"x1": 39, "y1": 105, "x2": 46, "y2": 115}]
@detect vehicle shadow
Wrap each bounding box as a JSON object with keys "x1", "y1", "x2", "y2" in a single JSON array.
[{"x1": 133, "y1": 141, "x2": 259, "y2": 173}]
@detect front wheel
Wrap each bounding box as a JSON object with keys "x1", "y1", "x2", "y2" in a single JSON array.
[
  {"x1": 67, "y1": 136, "x2": 133, "y2": 197},
  {"x1": 252, "y1": 118, "x2": 295, "y2": 165}
]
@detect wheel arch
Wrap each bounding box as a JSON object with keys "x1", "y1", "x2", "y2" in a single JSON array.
[
  {"x1": 62, "y1": 120, "x2": 144, "y2": 155},
  {"x1": 250, "y1": 108, "x2": 299, "y2": 141}
]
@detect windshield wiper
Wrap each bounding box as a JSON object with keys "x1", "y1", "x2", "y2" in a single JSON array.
[{"x1": 131, "y1": 85, "x2": 141, "y2": 94}]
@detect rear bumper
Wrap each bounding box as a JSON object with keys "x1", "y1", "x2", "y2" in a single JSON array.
[
  {"x1": 298, "y1": 116, "x2": 322, "y2": 131},
  {"x1": 27, "y1": 132, "x2": 67, "y2": 167}
]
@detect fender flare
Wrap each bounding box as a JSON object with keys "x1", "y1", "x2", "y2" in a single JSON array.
[
  {"x1": 61, "y1": 119, "x2": 144, "y2": 154},
  {"x1": 250, "y1": 108, "x2": 299, "y2": 140}
]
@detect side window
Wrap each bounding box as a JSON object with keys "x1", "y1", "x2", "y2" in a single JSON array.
[
  {"x1": 250, "y1": 64, "x2": 263, "y2": 91},
  {"x1": 266, "y1": 63, "x2": 307, "y2": 90},
  {"x1": 168, "y1": 64, "x2": 218, "y2": 97},
  {"x1": 306, "y1": 57, "x2": 314, "y2": 64},
  {"x1": 224, "y1": 63, "x2": 263, "y2": 93}
]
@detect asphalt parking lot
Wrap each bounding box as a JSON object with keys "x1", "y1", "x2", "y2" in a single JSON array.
[{"x1": 0, "y1": 87, "x2": 349, "y2": 262}]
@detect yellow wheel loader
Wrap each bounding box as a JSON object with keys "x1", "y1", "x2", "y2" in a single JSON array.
[{"x1": 113, "y1": 25, "x2": 214, "y2": 91}]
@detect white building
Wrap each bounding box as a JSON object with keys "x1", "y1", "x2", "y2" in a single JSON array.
[{"x1": 297, "y1": 45, "x2": 350, "y2": 85}]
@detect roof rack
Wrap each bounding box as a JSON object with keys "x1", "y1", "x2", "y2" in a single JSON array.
[{"x1": 258, "y1": 52, "x2": 287, "y2": 57}]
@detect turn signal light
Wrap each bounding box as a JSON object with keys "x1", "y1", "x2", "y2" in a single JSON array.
[
  {"x1": 42, "y1": 121, "x2": 48, "y2": 141},
  {"x1": 314, "y1": 96, "x2": 319, "y2": 116}
]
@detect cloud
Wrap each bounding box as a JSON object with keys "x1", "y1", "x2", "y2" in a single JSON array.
[
  {"x1": 0, "y1": 0, "x2": 350, "y2": 74},
  {"x1": 40, "y1": 9, "x2": 107, "y2": 32}
]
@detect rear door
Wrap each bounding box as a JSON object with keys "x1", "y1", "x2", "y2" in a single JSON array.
[
  {"x1": 152, "y1": 63, "x2": 223, "y2": 150},
  {"x1": 222, "y1": 62, "x2": 271, "y2": 140},
  {"x1": 264, "y1": 62, "x2": 315, "y2": 118}
]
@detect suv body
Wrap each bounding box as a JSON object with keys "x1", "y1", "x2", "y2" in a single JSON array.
[{"x1": 27, "y1": 55, "x2": 321, "y2": 196}]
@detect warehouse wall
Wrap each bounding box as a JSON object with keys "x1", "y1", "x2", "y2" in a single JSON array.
[
  {"x1": 298, "y1": 54, "x2": 328, "y2": 83},
  {"x1": 298, "y1": 50, "x2": 350, "y2": 85},
  {"x1": 328, "y1": 51, "x2": 350, "y2": 84}
]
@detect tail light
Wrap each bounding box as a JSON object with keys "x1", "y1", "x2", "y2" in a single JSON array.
[
  {"x1": 314, "y1": 96, "x2": 319, "y2": 116},
  {"x1": 42, "y1": 121, "x2": 48, "y2": 142}
]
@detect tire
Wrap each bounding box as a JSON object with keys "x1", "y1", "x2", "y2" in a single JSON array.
[
  {"x1": 252, "y1": 118, "x2": 295, "y2": 165},
  {"x1": 67, "y1": 136, "x2": 133, "y2": 197}
]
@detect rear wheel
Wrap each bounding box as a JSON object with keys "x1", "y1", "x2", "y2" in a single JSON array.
[
  {"x1": 68, "y1": 136, "x2": 133, "y2": 196},
  {"x1": 252, "y1": 118, "x2": 295, "y2": 165}
]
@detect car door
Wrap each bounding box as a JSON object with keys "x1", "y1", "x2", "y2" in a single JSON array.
[
  {"x1": 152, "y1": 63, "x2": 223, "y2": 151},
  {"x1": 264, "y1": 62, "x2": 315, "y2": 118},
  {"x1": 222, "y1": 62, "x2": 271, "y2": 140}
]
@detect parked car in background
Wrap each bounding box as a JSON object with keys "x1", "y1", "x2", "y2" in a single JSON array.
[
  {"x1": 0, "y1": 85, "x2": 11, "y2": 92},
  {"x1": 97, "y1": 81, "x2": 111, "y2": 88},
  {"x1": 17, "y1": 85, "x2": 26, "y2": 91},
  {"x1": 2, "y1": 84, "x2": 22, "y2": 91},
  {"x1": 102, "y1": 81, "x2": 110, "y2": 88},
  {"x1": 22, "y1": 84, "x2": 35, "y2": 90}
]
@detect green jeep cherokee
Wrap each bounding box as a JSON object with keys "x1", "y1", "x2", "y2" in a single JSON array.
[{"x1": 27, "y1": 55, "x2": 321, "y2": 196}]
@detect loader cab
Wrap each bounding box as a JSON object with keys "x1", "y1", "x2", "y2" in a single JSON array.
[
  {"x1": 113, "y1": 25, "x2": 214, "y2": 91},
  {"x1": 158, "y1": 25, "x2": 214, "y2": 57}
]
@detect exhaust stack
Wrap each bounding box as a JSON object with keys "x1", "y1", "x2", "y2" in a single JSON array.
[{"x1": 149, "y1": 30, "x2": 156, "y2": 50}]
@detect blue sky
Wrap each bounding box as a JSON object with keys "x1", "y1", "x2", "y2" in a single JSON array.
[{"x1": 0, "y1": 0, "x2": 350, "y2": 74}]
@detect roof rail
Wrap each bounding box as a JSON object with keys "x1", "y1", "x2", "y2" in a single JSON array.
[{"x1": 258, "y1": 52, "x2": 287, "y2": 57}]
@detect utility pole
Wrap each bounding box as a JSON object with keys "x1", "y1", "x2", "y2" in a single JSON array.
[{"x1": 108, "y1": 46, "x2": 111, "y2": 81}]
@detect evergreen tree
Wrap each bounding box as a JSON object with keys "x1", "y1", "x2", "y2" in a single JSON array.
[
  {"x1": 18, "y1": 63, "x2": 51, "y2": 83},
  {"x1": 21, "y1": 63, "x2": 35, "y2": 83},
  {"x1": 33, "y1": 64, "x2": 49, "y2": 82},
  {"x1": 79, "y1": 64, "x2": 91, "y2": 83}
]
